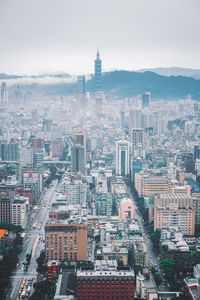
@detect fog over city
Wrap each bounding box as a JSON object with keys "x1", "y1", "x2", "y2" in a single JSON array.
[
  {"x1": 0, "y1": 1, "x2": 200, "y2": 300},
  {"x1": 0, "y1": 0, "x2": 200, "y2": 74}
]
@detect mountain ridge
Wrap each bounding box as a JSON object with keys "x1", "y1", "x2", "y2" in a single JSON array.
[
  {"x1": 1, "y1": 70, "x2": 200, "y2": 100},
  {"x1": 137, "y1": 67, "x2": 200, "y2": 79}
]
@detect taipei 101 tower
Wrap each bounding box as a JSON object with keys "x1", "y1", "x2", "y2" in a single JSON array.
[{"x1": 94, "y1": 50, "x2": 102, "y2": 93}]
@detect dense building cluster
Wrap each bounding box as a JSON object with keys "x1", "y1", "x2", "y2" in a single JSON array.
[{"x1": 1, "y1": 51, "x2": 200, "y2": 300}]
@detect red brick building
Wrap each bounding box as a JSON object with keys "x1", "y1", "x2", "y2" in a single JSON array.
[
  {"x1": 32, "y1": 138, "x2": 45, "y2": 148},
  {"x1": 47, "y1": 260, "x2": 59, "y2": 281},
  {"x1": 76, "y1": 260, "x2": 135, "y2": 300}
]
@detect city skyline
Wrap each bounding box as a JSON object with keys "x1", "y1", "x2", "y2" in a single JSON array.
[
  {"x1": 0, "y1": 0, "x2": 200, "y2": 75},
  {"x1": 1, "y1": 1, "x2": 200, "y2": 299}
]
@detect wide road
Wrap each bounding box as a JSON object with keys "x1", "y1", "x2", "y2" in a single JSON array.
[
  {"x1": 9, "y1": 182, "x2": 57, "y2": 300},
  {"x1": 128, "y1": 188, "x2": 168, "y2": 291}
]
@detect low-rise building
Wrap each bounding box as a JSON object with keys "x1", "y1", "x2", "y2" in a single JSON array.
[
  {"x1": 47, "y1": 260, "x2": 59, "y2": 281},
  {"x1": 136, "y1": 270, "x2": 158, "y2": 300}
]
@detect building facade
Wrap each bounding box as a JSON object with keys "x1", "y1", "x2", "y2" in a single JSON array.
[
  {"x1": 76, "y1": 260, "x2": 135, "y2": 300},
  {"x1": 12, "y1": 196, "x2": 29, "y2": 229},
  {"x1": 116, "y1": 140, "x2": 130, "y2": 176},
  {"x1": 71, "y1": 145, "x2": 85, "y2": 174},
  {"x1": 154, "y1": 204, "x2": 195, "y2": 235},
  {"x1": 119, "y1": 198, "x2": 135, "y2": 219},
  {"x1": 45, "y1": 222, "x2": 87, "y2": 262}
]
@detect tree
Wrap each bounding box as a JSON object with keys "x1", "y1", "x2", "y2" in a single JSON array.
[
  {"x1": 153, "y1": 272, "x2": 162, "y2": 286},
  {"x1": 160, "y1": 259, "x2": 176, "y2": 283},
  {"x1": 0, "y1": 235, "x2": 22, "y2": 299},
  {"x1": 150, "y1": 229, "x2": 161, "y2": 251},
  {"x1": 0, "y1": 223, "x2": 22, "y2": 233},
  {"x1": 134, "y1": 264, "x2": 143, "y2": 275},
  {"x1": 30, "y1": 280, "x2": 54, "y2": 300},
  {"x1": 36, "y1": 251, "x2": 46, "y2": 275}
]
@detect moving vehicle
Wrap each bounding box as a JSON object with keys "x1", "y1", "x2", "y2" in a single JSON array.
[{"x1": 21, "y1": 290, "x2": 26, "y2": 299}]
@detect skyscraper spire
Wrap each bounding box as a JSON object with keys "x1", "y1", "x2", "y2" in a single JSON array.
[
  {"x1": 94, "y1": 49, "x2": 102, "y2": 93},
  {"x1": 96, "y1": 48, "x2": 100, "y2": 59}
]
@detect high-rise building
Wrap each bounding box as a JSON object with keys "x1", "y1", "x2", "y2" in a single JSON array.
[
  {"x1": 0, "y1": 194, "x2": 12, "y2": 224},
  {"x1": 77, "y1": 75, "x2": 86, "y2": 109},
  {"x1": 196, "y1": 159, "x2": 200, "y2": 176},
  {"x1": 74, "y1": 131, "x2": 86, "y2": 150},
  {"x1": 42, "y1": 119, "x2": 52, "y2": 132},
  {"x1": 135, "y1": 172, "x2": 171, "y2": 197},
  {"x1": 73, "y1": 131, "x2": 86, "y2": 161},
  {"x1": 95, "y1": 91, "x2": 103, "y2": 113},
  {"x1": 71, "y1": 145, "x2": 85, "y2": 174},
  {"x1": 33, "y1": 150, "x2": 44, "y2": 170},
  {"x1": 154, "y1": 204, "x2": 195, "y2": 235},
  {"x1": 116, "y1": 140, "x2": 130, "y2": 176},
  {"x1": 59, "y1": 178, "x2": 87, "y2": 205},
  {"x1": 94, "y1": 50, "x2": 102, "y2": 93},
  {"x1": 20, "y1": 144, "x2": 33, "y2": 167},
  {"x1": 1, "y1": 143, "x2": 19, "y2": 161},
  {"x1": 14, "y1": 86, "x2": 22, "y2": 104},
  {"x1": 1, "y1": 82, "x2": 6, "y2": 102},
  {"x1": 32, "y1": 138, "x2": 45, "y2": 149},
  {"x1": 76, "y1": 260, "x2": 135, "y2": 300},
  {"x1": 194, "y1": 145, "x2": 200, "y2": 161},
  {"x1": 51, "y1": 138, "x2": 63, "y2": 159},
  {"x1": 131, "y1": 128, "x2": 144, "y2": 158},
  {"x1": 33, "y1": 150, "x2": 44, "y2": 188},
  {"x1": 142, "y1": 92, "x2": 150, "y2": 108},
  {"x1": 132, "y1": 158, "x2": 142, "y2": 184},
  {"x1": 129, "y1": 110, "x2": 142, "y2": 130},
  {"x1": 153, "y1": 193, "x2": 193, "y2": 209},
  {"x1": 45, "y1": 221, "x2": 87, "y2": 261},
  {"x1": 12, "y1": 196, "x2": 29, "y2": 229},
  {"x1": 23, "y1": 171, "x2": 41, "y2": 203}
]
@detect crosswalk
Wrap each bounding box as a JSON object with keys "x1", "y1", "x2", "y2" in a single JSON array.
[{"x1": 11, "y1": 272, "x2": 37, "y2": 279}]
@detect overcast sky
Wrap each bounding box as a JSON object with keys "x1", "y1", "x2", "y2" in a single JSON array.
[{"x1": 0, "y1": 0, "x2": 199, "y2": 75}]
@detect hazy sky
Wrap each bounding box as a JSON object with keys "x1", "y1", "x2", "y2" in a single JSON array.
[{"x1": 0, "y1": 0, "x2": 200, "y2": 75}]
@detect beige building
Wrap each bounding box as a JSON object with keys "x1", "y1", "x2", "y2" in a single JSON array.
[
  {"x1": 135, "y1": 172, "x2": 171, "y2": 197},
  {"x1": 154, "y1": 193, "x2": 193, "y2": 209},
  {"x1": 172, "y1": 185, "x2": 192, "y2": 195},
  {"x1": 134, "y1": 242, "x2": 148, "y2": 266},
  {"x1": 154, "y1": 204, "x2": 195, "y2": 235}
]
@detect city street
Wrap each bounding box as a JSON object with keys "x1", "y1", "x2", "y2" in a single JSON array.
[
  {"x1": 8, "y1": 182, "x2": 57, "y2": 300},
  {"x1": 129, "y1": 189, "x2": 168, "y2": 291}
]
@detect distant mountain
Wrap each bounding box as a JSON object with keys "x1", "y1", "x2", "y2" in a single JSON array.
[
  {"x1": 138, "y1": 67, "x2": 200, "y2": 79},
  {"x1": 1, "y1": 70, "x2": 200, "y2": 100},
  {"x1": 88, "y1": 70, "x2": 200, "y2": 100},
  {"x1": 0, "y1": 73, "x2": 23, "y2": 80}
]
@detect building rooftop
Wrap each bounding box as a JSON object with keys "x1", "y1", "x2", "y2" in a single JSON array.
[
  {"x1": 158, "y1": 193, "x2": 191, "y2": 199},
  {"x1": 77, "y1": 260, "x2": 135, "y2": 278}
]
